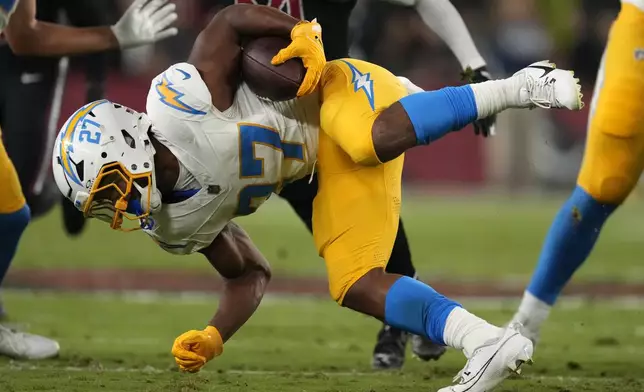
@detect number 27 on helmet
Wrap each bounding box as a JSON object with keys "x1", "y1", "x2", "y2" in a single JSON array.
[{"x1": 52, "y1": 100, "x2": 162, "y2": 231}]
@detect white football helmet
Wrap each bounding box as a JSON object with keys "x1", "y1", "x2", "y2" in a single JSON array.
[{"x1": 52, "y1": 100, "x2": 162, "y2": 231}]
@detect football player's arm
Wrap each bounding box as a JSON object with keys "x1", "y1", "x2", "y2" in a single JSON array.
[
  {"x1": 171, "y1": 222, "x2": 271, "y2": 373},
  {"x1": 201, "y1": 222, "x2": 271, "y2": 342},
  {"x1": 188, "y1": 4, "x2": 298, "y2": 111},
  {"x1": 4, "y1": 0, "x2": 177, "y2": 56},
  {"x1": 384, "y1": 0, "x2": 486, "y2": 70}
]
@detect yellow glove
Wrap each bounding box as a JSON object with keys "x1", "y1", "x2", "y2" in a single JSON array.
[
  {"x1": 171, "y1": 326, "x2": 223, "y2": 373},
  {"x1": 271, "y1": 19, "x2": 326, "y2": 97}
]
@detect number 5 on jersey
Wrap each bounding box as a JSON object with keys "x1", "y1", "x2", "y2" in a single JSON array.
[{"x1": 236, "y1": 124, "x2": 305, "y2": 216}]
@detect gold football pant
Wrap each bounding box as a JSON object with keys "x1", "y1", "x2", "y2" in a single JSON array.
[
  {"x1": 577, "y1": 2, "x2": 644, "y2": 203},
  {"x1": 313, "y1": 59, "x2": 408, "y2": 304},
  {"x1": 0, "y1": 126, "x2": 26, "y2": 214}
]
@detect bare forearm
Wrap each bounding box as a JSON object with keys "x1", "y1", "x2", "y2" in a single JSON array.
[
  {"x1": 190, "y1": 4, "x2": 299, "y2": 112},
  {"x1": 415, "y1": 0, "x2": 485, "y2": 70},
  {"x1": 209, "y1": 268, "x2": 269, "y2": 342},
  {"x1": 5, "y1": 22, "x2": 118, "y2": 56},
  {"x1": 222, "y1": 4, "x2": 297, "y2": 39}
]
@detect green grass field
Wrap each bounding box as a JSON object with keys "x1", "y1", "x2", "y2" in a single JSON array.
[
  {"x1": 7, "y1": 193, "x2": 644, "y2": 391},
  {"x1": 13, "y1": 194, "x2": 644, "y2": 282},
  {"x1": 1, "y1": 291, "x2": 643, "y2": 392}
]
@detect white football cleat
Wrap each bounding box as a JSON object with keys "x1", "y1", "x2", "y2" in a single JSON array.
[
  {"x1": 0, "y1": 324, "x2": 60, "y2": 360},
  {"x1": 508, "y1": 313, "x2": 541, "y2": 346},
  {"x1": 437, "y1": 323, "x2": 533, "y2": 392},
  {"x1": 513, "y1": 60, "x2": 584, "y2": 110}
]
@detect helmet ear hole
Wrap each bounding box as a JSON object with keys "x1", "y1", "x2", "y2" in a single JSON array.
[
  {"x1": 121, "y1": 129, "x2": 136, "y2": 149},
  {"x1": 75, "y1": 160, "x2": 85, "y2": 182}
]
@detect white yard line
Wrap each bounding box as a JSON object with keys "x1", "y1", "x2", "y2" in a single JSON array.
[
  {"x1": 10, "y1": 289, "x2": 644, "y2": 309},
  {"x1": 0, "y1": 364, "x2": 641, "y2": 384},
  {"x1": 18, "y1": 290, "x2": 644, "y2": 310}
]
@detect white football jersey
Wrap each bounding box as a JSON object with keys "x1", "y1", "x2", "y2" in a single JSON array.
[{"x1": 144, "y1": 63, "x2": 320, "y2": 254}]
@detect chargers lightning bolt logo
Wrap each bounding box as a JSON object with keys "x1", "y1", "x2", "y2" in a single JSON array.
[
  {"x1": 155, "y1": 70, "x2": 206, "y2": 115},
  {"x1": 342, "y1": 60, "x2": 375, "y2": 111}
]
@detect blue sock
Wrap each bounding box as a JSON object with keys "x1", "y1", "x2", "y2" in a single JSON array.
[
  {"x1": 527, "y1": 186, "x2": 617, "y2": 305},
  {"x1": 384, "y1": 276, "x2": 460, "y2": 344},
  {"x1": 0, "y1": 205, "x2": 31, "y2": 285},
  {"x1": 399, "y1": 86, "x2": 478, "y2": 145}
]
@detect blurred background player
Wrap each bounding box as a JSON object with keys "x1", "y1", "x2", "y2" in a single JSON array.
[
  {"x1": 0, "y1": 0, "x2": 112, "y2": 230},
  {"x1": 0, "y1": 2, "x2": 636, "y2": 391},
  {"x1": 204, "y1": 0, "x2": 494, "y2": 370},
  {"x1": 510, "y1": 0, "x2": 644, "y2": 344},
  {"x1": 0, "y1": 0, "x2": 178, "y2": 360}
]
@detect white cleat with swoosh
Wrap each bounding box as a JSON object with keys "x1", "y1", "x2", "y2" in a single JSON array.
[
  {"x1": 513, "y1": 60, "x2": 584, "y2": 110},
  {"x1": 437, "y1": 323, "x2": 533, "y2": 392}
]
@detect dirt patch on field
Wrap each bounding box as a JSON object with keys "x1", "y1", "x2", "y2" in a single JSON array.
[{"x1": 5, "y1": 268, "x2": 644, "y2": 298}]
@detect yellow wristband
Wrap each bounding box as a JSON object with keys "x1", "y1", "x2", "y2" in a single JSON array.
[{"x1": 204, "y1": 326, "x2": 224, "y2": 357}]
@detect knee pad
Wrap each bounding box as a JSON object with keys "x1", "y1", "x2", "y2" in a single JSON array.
[
  {"x1": 577, "y1": 125, "x2": 644, "y2": 204},
  {"x1": 0, "y1": 204, "x2": 31, "y2": 236},
  {"x1": 579, "y1": 175, "x2": 636, "y2": 205},
  {"x1": 577, "y1": 132, "x2": 643, "y2": 204}
]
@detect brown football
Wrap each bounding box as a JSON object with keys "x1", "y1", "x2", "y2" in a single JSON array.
[{"x1": 241, "y1": 37, "x2": 305, "y2": 101}]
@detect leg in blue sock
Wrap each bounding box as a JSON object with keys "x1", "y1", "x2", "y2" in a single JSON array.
[
  {"x1": 0, "y1": 204, "x2": 31, "y2": 285},
  {"x1": 0, "y1": 204, "x2": 60, "y2": 360},
  {"x1": 513, "y1": 186, "x2": 617, "y2": 343},
  {"x1": 372, "y1": 73, "x2": 525, "y2": 163},
  {"x1": 343, "y1": 269, "x2": 503, "y2": 357},
  {"x1": 399, "y1": 86, "x2": 479, "y2": 146},
  {"x1": 384, "y1": 276, "x2": 459, "y2": 344},
  {"x1": 0, "y1": 204, "x2": 31, "y2": 319},
  {"x1": 527, "y1": 186, "x2": 616, "y2": 305}
]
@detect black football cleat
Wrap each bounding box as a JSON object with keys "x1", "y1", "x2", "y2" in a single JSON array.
[
  {"x1": 411, "y1": 334, "x2": 447, "y2": 361},
  {"x1": 61, "y1": 196, "x2": 86, "y2": 236},
  {"x1": 371, "y1": 324, "x2": 408, "y2": 370}
]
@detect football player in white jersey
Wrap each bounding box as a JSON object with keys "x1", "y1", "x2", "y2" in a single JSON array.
[
  {"x1": 53, "y1": 4, "x2": 583, "y2": 391},
  {"x1": 0, "y1": 0, "x2": 178, "y2": 360}
]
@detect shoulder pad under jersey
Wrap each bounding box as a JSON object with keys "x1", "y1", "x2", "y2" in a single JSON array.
[{"x1": 147, "y1": 62, "x2": 212, "y2": 121}]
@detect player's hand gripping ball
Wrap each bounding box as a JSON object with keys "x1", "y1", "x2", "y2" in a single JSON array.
[
  {"x1": 172, "y1": 326, "x2": 223, "y2": 373},
  {"x1": 272, "y1": 19, "x2": 326, "y2": 97},
  {"x1": 242, "y1": 36, "x2": 306, "y2": 101}
]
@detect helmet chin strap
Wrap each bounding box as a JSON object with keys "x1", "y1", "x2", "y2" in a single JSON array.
[
  {"x1": 133, "y1": 171, "x2": 163, "y2": 215},
  {"x1": 133, "y1": 114, "x2": 163, "y2": 215}
]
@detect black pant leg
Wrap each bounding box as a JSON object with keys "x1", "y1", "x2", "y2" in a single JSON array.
[
  {"x1": 384, "y1": 219, "x2": 416, "y2": 278},
  {"x1": 277, "y1": 175, "x2": 318, "y2": 232},
  {"x1": 1, "y1": 65, "x2": 57, "y2": 217}
]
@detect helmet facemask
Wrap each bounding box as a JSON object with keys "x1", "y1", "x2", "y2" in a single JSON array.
[
  {"x1": 82, "y1": 161, "x2": 161, "y2": 231},
  {"x1": 54, "y1": 101, "x2": 163, "y2": 231}
]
